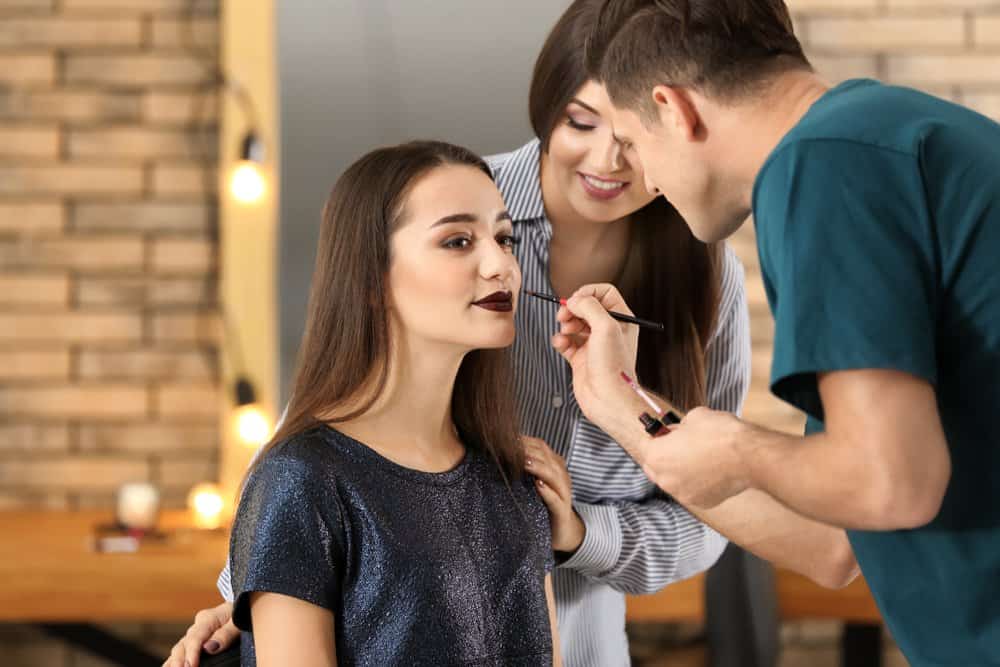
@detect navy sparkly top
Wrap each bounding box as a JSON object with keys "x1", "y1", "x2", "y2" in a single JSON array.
[{"x1": 229, "y1": 425, "x2": 554, "y2": 666}]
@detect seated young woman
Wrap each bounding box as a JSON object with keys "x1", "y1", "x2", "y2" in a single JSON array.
[{"x1": 229, "y1": 141, "x2": 560, "y2": 666}]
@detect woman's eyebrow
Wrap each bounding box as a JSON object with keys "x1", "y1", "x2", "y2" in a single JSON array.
[
  {"x1": 430, "y1": 210, "x2": 511, "y2": 228},
  {"x1": 570, "y1": 98, "x2": 600, "y2": 114}
]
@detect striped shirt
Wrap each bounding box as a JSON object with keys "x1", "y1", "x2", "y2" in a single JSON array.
[{"x1": 217, "y1": 138, "x2": 751, "y2": 666}]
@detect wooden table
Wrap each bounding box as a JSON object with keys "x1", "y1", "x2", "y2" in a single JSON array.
[
  {"x1": 0, "y1": 510, "x2": 228, "y2": 665},
  {"x1": 626, "y1": 569, "x2": 882, "y2": 622}
]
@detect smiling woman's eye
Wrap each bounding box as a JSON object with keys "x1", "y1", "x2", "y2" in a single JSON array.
[
  {"x1": 567, "y1": 117, "x2": 595, "y2": 131},
  {"x1": 442, "y1": 235, "x2": 472, "y2": 250}
]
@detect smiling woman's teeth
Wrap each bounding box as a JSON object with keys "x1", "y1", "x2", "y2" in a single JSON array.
[{"x1": 583, "y1": 175, "x2": 624, "y2": 190}]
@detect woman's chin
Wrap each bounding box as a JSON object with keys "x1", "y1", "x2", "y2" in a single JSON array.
[{"x1": 467, "y1": 325, "x2": 516, "y2": 350}]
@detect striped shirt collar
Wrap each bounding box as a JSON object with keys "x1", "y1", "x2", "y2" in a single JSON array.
[{"x1": 493, "y1": 138, "x2": 547, "y2": 223}]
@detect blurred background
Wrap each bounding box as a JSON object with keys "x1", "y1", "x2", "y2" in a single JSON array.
[{"x1": 1, "y1": 0, "x2": 997, "y2": 665}]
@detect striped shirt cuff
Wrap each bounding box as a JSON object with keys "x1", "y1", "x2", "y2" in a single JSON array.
[
  {"x1": 559, "y1": 502, "x2": 623, "y2": 577},
  {"x1": 217, "y1": 562, "x2": 234, "y2": 603}
]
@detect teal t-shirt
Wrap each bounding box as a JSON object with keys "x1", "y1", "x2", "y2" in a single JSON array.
[{"x1": 753, "y1": 79, "x2": 1000, "y2": 666}]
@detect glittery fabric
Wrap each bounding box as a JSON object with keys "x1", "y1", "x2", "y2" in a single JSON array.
[{"x1": 230, "y1": 425, "x2": 554, "y2": 666}]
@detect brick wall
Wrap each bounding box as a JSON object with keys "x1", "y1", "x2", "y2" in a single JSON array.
[
  {"x1": 734, "y1": 0, "x2": 1000, "y2": 437},
  {"x1": 1, "y1": 1, "x2": 221, "y2": 662},
  {"x1": 0, "y1": 0, "x2": 221, "y2": 513}
]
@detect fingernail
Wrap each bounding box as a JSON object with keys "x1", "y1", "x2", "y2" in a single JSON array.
[
  {"x1": 185, "y1": 661, "x2": 192, "y2": 667},
  {"x1": 204, "y1": 640, "x2": 221, "y2": 653},
  {"x1": 525, "y1": 458, "x2": 532, "y2": 467},
  {"x1": 537, "y1": 479, "x2": 545, "y2": 486}
]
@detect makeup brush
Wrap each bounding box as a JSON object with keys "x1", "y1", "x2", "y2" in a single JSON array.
[{"x1": 524, "y1": 289, "x2": 665, "y2": 332}]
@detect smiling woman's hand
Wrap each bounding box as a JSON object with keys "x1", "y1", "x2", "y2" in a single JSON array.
[{"x1": 523, "y1": 437, "x2": 585, "y2": 554}]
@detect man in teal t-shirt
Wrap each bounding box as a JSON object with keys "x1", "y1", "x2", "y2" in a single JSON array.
[
  {"x1": 551, "y1": 2, "x2": 1000, "y2": 665},
  {"x1": 753, "y1": 78, "x2": 1000, "y2": 663}
]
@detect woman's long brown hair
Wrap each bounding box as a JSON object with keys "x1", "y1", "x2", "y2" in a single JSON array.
[
  {"x1": 244, "y1": 141, "x2": 524, "y2": 484},
  {"x1": 529, "y1": 0, "x2": 722, "y2": 409}
]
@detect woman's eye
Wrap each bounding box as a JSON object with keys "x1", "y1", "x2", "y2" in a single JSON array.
[
  {"x1": 443, "y1": 236, "x2": 471, "y2": 249},
  {"x1": 567, "y1": 118, "x2": 595, "y2": 131},
  {"x1": 497, "y1": 234, "x2": 520, "y2": 250}
]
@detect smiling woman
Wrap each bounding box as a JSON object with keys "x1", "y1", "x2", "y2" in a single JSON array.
[{"x1": 223, "y1": 141, "x2": 560, "y2": 667}]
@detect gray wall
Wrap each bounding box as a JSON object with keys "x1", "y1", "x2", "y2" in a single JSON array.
[{"x1": 276, "y1": 0, "x2": 569, "y2": 400}]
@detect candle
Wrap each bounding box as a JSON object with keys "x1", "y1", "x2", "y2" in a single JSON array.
[
  {"x1": 116, "y1": 482, "x2": 160, "y2": 531},
  {"x1": 188, "y1": 482, "x2": 225, "y2": 530}
]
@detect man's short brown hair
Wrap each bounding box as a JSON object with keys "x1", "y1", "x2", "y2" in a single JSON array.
[{"x1": 585, "y1": 0, "x2": 811, "y2": 116}]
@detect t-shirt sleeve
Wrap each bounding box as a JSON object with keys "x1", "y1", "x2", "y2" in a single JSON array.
[
  {"x1": 229, "y1": 450, "x2": 346, "y2": 631},
  {"x1": 754, "y1": 139, "x2": 938, "y2": 421}
]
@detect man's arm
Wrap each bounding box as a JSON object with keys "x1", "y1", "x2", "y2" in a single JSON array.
[
  {"x1": 742, "y1": 369, "x2": 951, "y2": 530},
  {"x1": 595, "y1": 382, "x2": 859, "y2": 588}
]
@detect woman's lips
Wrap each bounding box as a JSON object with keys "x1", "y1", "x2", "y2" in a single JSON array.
[
  {"x1": 472, "y1": 291, "x2": 513, "y2": 312},
  {"x1": 578, "y1": 172, "x2": 629, "y2": 200}
]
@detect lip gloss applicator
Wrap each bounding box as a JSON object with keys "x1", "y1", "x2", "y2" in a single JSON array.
[{"x1": 620, "y1": 372, "x2": 684, "y2": 435}]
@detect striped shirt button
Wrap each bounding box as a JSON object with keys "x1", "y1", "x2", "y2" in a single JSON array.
[{"x1": 552, "y1": 395, "x2": 564, "y2": 409}]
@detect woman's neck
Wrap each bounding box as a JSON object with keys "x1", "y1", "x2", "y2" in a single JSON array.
[
  {"x1": 332, "y1": 335, "x2": 466, "y2": 472},
  {"x1": 539, "y1": 153, "x2": 632, "y2": 296}
]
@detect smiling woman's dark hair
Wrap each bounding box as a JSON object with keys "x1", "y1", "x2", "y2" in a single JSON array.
[
  {"x1": 244, "y1": 141, "x2": 524, "y2": 485},
  {"x1": 530, "y1": 0, "x2": 722, "y2": 408}
]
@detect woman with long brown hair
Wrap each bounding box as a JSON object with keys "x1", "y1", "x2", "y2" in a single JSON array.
[
  {"x1": 170, "y1": 3, "x2": 736, "y2": 665},
  {"x1": 168, "y1": 1, "x2": 855, "y2": 665},
  {"x1": 224, "y1": 140, "x2": 559, "y2": 666}
]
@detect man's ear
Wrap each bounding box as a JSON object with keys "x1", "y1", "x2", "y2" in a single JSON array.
[{"x1": 652, "y1": 85, "x2": 699, "y2": 141}]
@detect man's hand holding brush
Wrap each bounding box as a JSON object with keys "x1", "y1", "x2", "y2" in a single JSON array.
[{"x1": 551, "y1": 283, "x2": 753, "y2": 510}]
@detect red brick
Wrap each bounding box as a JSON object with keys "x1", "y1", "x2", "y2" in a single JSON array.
[
  {"x1": 156, "y1": 383, "x2": 219, "y2": 418},
  {"x1": 62, "y1": 0, "x2": 218, "y2": 11},
  {"x1": 0, "y1": 236, "x2": 144, "y2": 271},
  {"x1": 0, "y1": 165, "x2": 143, "y2": 196},
  {"x1": 65, "y1": 54, "x2": 206, "y2": 86},
  {"x1": 0, "y1": 384, "x2": 147, "y2": 418},
  {"x1": 0, "y1": 125, "x2": 59, "y2": 158},
  {"x1": 0, "y1": 89, "x2": 141, "y2": 123},
  {"x1": 0, "y1": 313, "x2": 141, "y2": 342},
  {"x1": 150, "y1": 16, "x2": 218, "y2": 48},
  {"x1": 159, "y1": 455, "x2": 218, "y2": 487},
  {"x1": 151, "y1": 311, "x2": 220, "y2": 343},
  {"x1": 143, "y1": 90, "x2": 218, "y2": 124},
  {"x1": 73, "y1": 202, "x2": 211, "y2": 233},
  {"x1": 0, "y1": 203, "x2": 64, "y2": 233},
  {"x1": 0, "y1": 54, "x2": 54, "y2": 85},
  {"x1": 0, "y1": 456, "x2": 149, "y2": 490},
  {"x1": 151, "y1": 237, "x2": 215, "y2": 274},
  {"x1": 151, "y1": 164, "x2": 216, "y2": 197},
  {"x1": 0, "y1": 422, "x2": 70, "y2": 451},
  {"x1": 0, "y1": 350, "x2": 71, "y2": 380},
  {"x1": 888, "y1": 55, "x2": 1000, "y2": 86},
  {"x1": 78, "y1": 422, "x2": 217, "y2": 453},
  {"x1": 0, "y1": 273, "x2": 69, "y2": 306},
  {"x1": 69, "y1": 127, "x2": 209, "y2": 160},
  {"x1": 78, "y1": 349, "x2": 215, "y2": 380},
  {"x1": 0, "y1": 18, "x2": 141, "y2": 48},
  {"x1": 808, "y1": 16, "x2": 964, "y2": 51},
  {"x1": 75, "y1": 277, "x2": 147, "y2": 306}
]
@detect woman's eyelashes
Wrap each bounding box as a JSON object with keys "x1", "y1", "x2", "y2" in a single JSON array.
[
  {"x1": 440, "y1": 231, "x2": 519, "y2": 251},
  {"x1": 566, "y1": 117, "x2": 596, "y2": 132}
]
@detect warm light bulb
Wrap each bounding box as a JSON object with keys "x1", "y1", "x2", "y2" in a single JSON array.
[
  {"x1": 235, "y1": 404, "x2": 271, "y2": 446},
  {"x1": 187, "y1": 482, "x2": 224, "y2": 530},
  {"x1": 230, "y1": 162, "x2": 266, "y2": 203}
]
